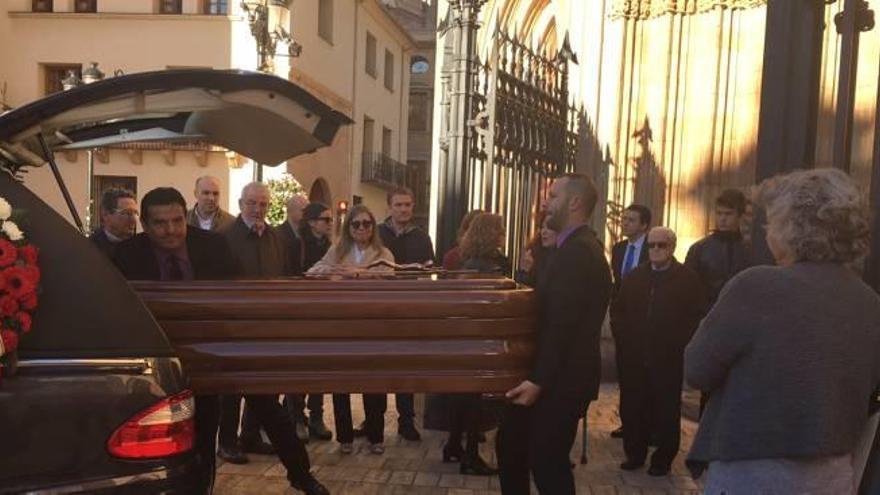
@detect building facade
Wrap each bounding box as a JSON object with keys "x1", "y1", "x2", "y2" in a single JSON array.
[{"x1": 0, "y1": 0, "x2": 414, "y2": 231}]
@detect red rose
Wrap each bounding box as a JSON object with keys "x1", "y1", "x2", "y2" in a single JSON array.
[
  {"x1": 1, "y1": 329, "x2": 18, "y2": 353},
  {"x1": 0, "y1": 295, "x2": 19, "y2": 316},
  {"x1": 17, "y1": 245, "x2": 38, "y2": 266},
  {"x1": 19, "y1": 292, "x2": 36, "y2": 311},
  {"x1": 15, "y1": 312, "x2": 31, "y2": 333},
  {"x1": 22, "y1": 265, "x2": 39, "y2": 285},
  {"x1": 0, "y1": 240, "x2": 16, "y2": 268},
  {"x1": 2, "y1": 266, "x2": 36, "y2": 299}
]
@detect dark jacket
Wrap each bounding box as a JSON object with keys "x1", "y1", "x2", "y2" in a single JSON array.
[
  {"x1": 221, "y1": 217, "x2": 288, "y2": 278},
  {"x1": 186, "y1": 206, "x2": 235, "y2": 233},
  {"x1": 378, "y1": 218, "x2": 435, "y2": 265},
  {"x1": 113, "y1": 228, "x2": 238, "y2": 280},
  {"x1": 686, "y1": 263, "x2": 880, "y2": 464},
  {"x1": 274, "y1": 221, "x2": 304, "y2": 276},
  {"x1": 300, "y1": 228, "x2": 331, "y2": 272},
  {"x1": 610, "y1": 260, "x2": 706, "y2": 376},
  {"x1": 89, "y1": 229, "x2": 121, "y2": 259},
  {"x1": 684, "y1": 230, "x2": 751, "y2": 305},
  {"x1": 531, "y1": 225, "x2": 612, "y2": 404},
  {"x1": 610, "y1": 237, "x2": 650, "y2": 296}
]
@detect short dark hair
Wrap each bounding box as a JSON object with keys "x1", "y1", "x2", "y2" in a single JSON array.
[
  {"x1": 716, "y1": 189, "x2": 747, "y2": 215},
  {"x1": 560, "y1": 173, "x2": 598, "y2": 217},
  {"x1": 625, "y1": 204, "x2": 652, "y2": 227},
  {"x1": 99, "y1": 188, "x2": 135, "y2": 214},
  {"x1": 141, "y1": 187, "x2": 187, "y2": 223},
  {"x1": 387, "y1": 187, "x2": 415, "y2": 205}
]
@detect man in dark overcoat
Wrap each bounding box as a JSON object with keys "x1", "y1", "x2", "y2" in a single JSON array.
[
  {"x1": 611, "y1": 226, "x2": 707, "y2": 476},
  {"x1": 497, "y1": 173, "x2": 612, "y2": 494}
]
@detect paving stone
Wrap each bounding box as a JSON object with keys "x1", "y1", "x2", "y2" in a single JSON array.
[
  {"x1": 387, "y1": 470, "x2": 417, "y2": 485},
  {"x1": 414, "y1": 471, "x2": 441, "y2": 486}
]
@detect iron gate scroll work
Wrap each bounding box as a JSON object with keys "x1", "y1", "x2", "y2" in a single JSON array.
[{"x1": 463, "y1": 30, "x2": 583, "y2": 271}]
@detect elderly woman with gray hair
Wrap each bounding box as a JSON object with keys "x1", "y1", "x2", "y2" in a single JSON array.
[{"x1": 685, "y1": 168, "x2": 880, "y2": 493}]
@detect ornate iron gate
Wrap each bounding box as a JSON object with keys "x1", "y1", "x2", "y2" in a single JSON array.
[{"x1": 461, "y1": 30, "x2": 581, "y2": 270}]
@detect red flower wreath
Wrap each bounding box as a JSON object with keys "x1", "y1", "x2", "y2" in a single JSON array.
[{"x1": 0, "y1": 198, "x2": 39, "y2": 380}]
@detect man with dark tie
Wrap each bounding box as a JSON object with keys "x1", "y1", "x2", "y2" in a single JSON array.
[
  {"x1": 113, "y1": 187, "x2": 329, "y2": 494},
  {"x1": 609, "y1": 204, "x2": 651, "y2": 439}
]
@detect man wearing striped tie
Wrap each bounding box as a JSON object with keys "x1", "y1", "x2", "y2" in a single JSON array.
[{"x1": 609, "y1": 204, "x2": 652, "y2": 439}]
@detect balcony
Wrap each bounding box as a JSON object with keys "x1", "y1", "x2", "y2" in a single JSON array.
[{"x1": 361, "y1": 152, "x2": 421, "y2": 190}]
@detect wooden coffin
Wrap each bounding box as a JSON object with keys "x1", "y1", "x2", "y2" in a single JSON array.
[{"x1": 132, "y1": 277, "x2": 536, "y2": 395}]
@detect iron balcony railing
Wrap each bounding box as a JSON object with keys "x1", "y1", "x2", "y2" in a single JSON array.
[{"x1": 361, "y1": 152, "x2": 429, "y2": 219}]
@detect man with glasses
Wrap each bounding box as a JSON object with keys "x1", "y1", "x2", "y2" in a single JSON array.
[
  {"x1": 280, "y1": 200, "x2": 334, "y2": 443},
  {"x1": 187, "y1": 175, "x2": 235, "y2": 232},
  {"x1": 610, "y1": 227, "x2": 706, "y2": 477},
  {"x1": 90, "y1": 187, "x2": 138, "y2": 258}
]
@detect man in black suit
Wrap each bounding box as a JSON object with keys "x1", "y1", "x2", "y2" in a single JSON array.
[
  {"x1": 114, "y1": 187, "x2": 329, "y2": 495},
  {"x1": 608, "y1": 204, "x2": 651, "y2": 439},
  {"x1": 498, "y1": 174, "x2": 612, "y2": 494},
  {"x1": 276, "y1": 194, "x2": 309, "y2": 276},
  {"x1": 89, "y1": 188, "x2": 138, "y2": 259}
]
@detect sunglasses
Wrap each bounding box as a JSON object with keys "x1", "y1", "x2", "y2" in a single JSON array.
[
  {"x1": 314, "y1": 216, "x2": 333, "y2": 223},
  {"x1": 648, "y1": 242, "x2": 670, "y2": 249},
  {"x1": 350, "y1": 220, "x2": 374, "y2": 230}
]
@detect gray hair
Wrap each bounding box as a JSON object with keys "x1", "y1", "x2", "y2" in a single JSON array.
[
  {"x1": 755, "y1": 168, "x2": 870, "y2": 265},
  {"x1": 286, "y1": 194, "x2": 309, "y2": 210},
  {"x1": 240, "y1": 181, "x2": 269, "y2": 200},
  {"x1": 648, "y1": 226, "x2": 677, "y2": 247}
]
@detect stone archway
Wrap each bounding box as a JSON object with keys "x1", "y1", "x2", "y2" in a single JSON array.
[{"x1": 309, "y1": 177, "x2": 331, "y2": 206}]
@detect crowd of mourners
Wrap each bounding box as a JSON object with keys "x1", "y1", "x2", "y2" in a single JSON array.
[{"x1": 90, "y1": 167, "x2": 879, "y2": 495}]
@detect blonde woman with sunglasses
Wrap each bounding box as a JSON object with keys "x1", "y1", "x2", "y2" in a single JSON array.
[{"x1": 306, "y1": 204, "x2": 394, "y2": 275}]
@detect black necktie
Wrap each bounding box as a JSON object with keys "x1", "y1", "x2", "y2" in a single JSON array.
[{"x1": 167, "y1": 255, "x2": 184, "y2": 281}]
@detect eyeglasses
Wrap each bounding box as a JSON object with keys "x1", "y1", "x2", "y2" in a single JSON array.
[
  {"x1": 314, "y1": 216, "x2": 333, "y2": 223},
  {"x1": 350, "y1": 220, "x2": 374, "y2": 230},
  {"x1": 113, "y1": 209, "x2": 140, "y2": 218},
  {"x1": 648, "y1": 242, "x2": 670, "y2": 249}
]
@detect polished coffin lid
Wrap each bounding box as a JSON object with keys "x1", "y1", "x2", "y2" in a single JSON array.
[{"x1": 132, "y1": 278, "x2": 537, "y2": 394}]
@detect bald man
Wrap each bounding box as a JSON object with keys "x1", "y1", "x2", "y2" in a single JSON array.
[{"x1": 187, "y1": 175, "x2": 235, "y2": 232}]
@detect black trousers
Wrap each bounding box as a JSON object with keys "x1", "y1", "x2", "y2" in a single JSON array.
[
  {"x1": 285, "y1": 394, "x2": 325, "y2": 423},
  {"x1": 218, "y1": 394, "x2": 242, "y2": 448},
  {"x1": 333, "y1": 393, "x2": 387, "y2": 444},
  {"x1": 194, "y1": 395, "x2": 220, "y2": 494},
  {"x1": 496, "y1": 394, "x2": 586, "y2": 495},
  {"x1": 396, "y1": 393, "x2": 415, "y2": 427},
  {"x1": 447, "y1": 393, "x2": 482, "y2": 455},
  {"x1": 619, "y1": 363, "x2": 682, "y2": 469}
]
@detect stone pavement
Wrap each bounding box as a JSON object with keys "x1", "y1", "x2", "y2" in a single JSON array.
[{"x1": 215, "y1": 384, "x2": 703, "y2": 494}]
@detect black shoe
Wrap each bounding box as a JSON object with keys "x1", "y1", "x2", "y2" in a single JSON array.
[
  {"x1": 611, "y1": 426, "x2": 624, "y2": 438},
  {"x1": 291, "y1": 475, "x2": 330, "y2": 495},
  {"x1": 309, "y1": 418, "x2": 333, "y2": 441},
  {"x1": 619, "y1": 459, "x2": 644, "y2": 471},
  {"x1": 442, "y1": 443, "x2": 463, "y2": 463},
  {"x1": 217, "y1": 445, "x2": 249, "y2": 464},
  {"x1": 647, "y1": 464, "x2": 670, "y2": 477},
  {"x1": 460, "y1": 454, "x2": 498, "y2": 476},
  {"x1": 240, "y1": 436, "x2": 276, "y2": 455},
  {"x1": 398, "y1": 423, "x2": 421, "y2": 441},
  {"x1": 353, "y1": 421, "x2": 367, "y2": 438}
]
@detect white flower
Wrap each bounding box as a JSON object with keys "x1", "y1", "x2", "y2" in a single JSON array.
[
  {"x1": 2, "y1": 221, "x2": 23, "y2": 241},
  {"x1": 0, "y1": 197, "x2": 11, "y2": 221}
]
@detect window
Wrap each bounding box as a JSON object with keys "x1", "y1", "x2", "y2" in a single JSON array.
[
  {"x1": 204, "y1": 0, "x2": 227, "y2": 15},
  {"x1": 32, "y1": 0, "x2": 52, "y2": 12},
  {"x1": 159, "y1": 0, "x2": 182, "y2": 14},
  {"x1": 318, "y1": 0, "x2": 333, "y2": 43},
  {"x1": 365, "y1": 32, "x2": 377, "y2": 78},
  {"x1": 382, "y1": 127, "x2": 392, "y2": 157},
  {"x1": 384, "y1": 49, "x2": 394, "y2": 91},
  {"x1": 43, "y1": 63, "x2": 82, "y2": 96},
  {"x1": 408, "y1": 92, "x2": 430, "y2": 132},
  {"x1": 362, "y1": 116, "x2": 375, "y2": 154},
  {"x1": 74, "y1": 0, "x2": 97, "y2": 12}
]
